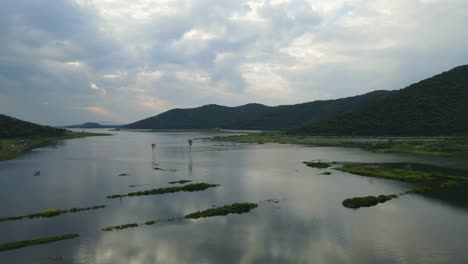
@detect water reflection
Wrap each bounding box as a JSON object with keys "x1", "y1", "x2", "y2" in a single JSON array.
[{"x1": 0, "y1": 130, "x2": 468, "y2": 263}]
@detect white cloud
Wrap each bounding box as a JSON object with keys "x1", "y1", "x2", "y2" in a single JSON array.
[{"x1": 0, "y1": 0, "x2": 467, "y2": 125}]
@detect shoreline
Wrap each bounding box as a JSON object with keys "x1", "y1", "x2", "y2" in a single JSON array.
[
  {"x1": 210, "y1": 132, "x2": 468, "y2": 156},
  {"x1": 0, "y1": 131, "x2": 112, "y2": 161}
]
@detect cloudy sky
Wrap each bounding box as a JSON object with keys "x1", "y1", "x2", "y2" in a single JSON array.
[{"x1": 0, "y1": 0, "x2": 467, "y2": 125}]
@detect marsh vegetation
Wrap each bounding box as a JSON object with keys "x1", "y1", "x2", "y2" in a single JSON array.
[
  {"x1": 185, "y1": 203, "x2": 259, "y2": 219},
  {"x1": 168, "y1": 180, "x2": 192, "y2": 184},
  {"x1": 0, "y1": 205, "x2": 106, "y2": 222},
  {"x1": 107, "y1": 183, "x2": 219, "y2": 199},
  {"x1": 0, "y1": 234, "x2": 79, "y2": 251},
  {"x1": 212, "y1": 133, "x2": 468, "y2": 156},
  {"x1": 303, "y1": 161, "x2": 333, "y2": 169},
  {"x1": 342, "y1": 195, "x2": 399, "y2": 209}
]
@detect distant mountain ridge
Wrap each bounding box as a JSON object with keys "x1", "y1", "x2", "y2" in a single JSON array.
[
  {"x1": 65, "y1": 122, "x2": 121, "y2": 129},
  {"x1": 125, "y1": 90, "x2": 392, "y2": 130},
  {"x1": 0, "y1": 114, "x2": 66, "y2": 138},
  {"x1": 290, "y1": 65, "x2": 468, "y2": 136}
]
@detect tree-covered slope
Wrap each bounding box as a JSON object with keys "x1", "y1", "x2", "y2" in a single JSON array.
[
  {"x1": 0, "y1": 114, "x2": 65, "y2": 138},
  {"x1": 125, "y1": 90, "x2": 391, "y2": 130},
  {"x1": 290, "y1": 65, "x2": 468, "y2": 136}
]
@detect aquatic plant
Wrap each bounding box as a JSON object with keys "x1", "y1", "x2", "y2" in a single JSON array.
[
  {"x1": 320, "y1": 172, "x2": 332, "y2": 175},
  {"x1": 0, "y1": 234, "x2": 79, "y2": 251},
  {"x1": 441, "y1": 181, "x2": 458, "y2": 188},
  {"x1": 119, "y1": 173, "x2": 129, "y2": 176},
  {"x1": 168, "y1": 180, "x2": 192, "y2": 184},
  {"x1": 107, "y1": 183, "x2": 219, "y2": 199},
  {"x1": 303, "y1": 161, "x2": 332, "y2": 169},
  {"x1": 0, "y1": 205, "x2": 106, "y2": 223},
  {"x1": 342, "y1": 194, "x2": 398, "y2": 209},
  {"x1": 34, "y1": 170, "x2": 40, "y2": 176},
  {"x1": 185, "y1": 203, "x2": 258, "y2": 219}
]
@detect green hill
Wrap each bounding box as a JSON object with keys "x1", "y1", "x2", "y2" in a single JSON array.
[
  {"x1": 125, "y1": 90, "x2": 392, "y2": 130},
  {"x1": 289, "y1": 65, "x2": 468, "y2": 136},
  {"x1": 0, "y1": 114, "x2": 66, "y2": 138}
]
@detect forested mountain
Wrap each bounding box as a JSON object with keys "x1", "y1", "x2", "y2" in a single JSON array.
[
  {"x1": 290, "y1": 65, "x2": 468, "y2": 136},
  {"x1": 125, "y1": 90, "x2": 392, "y2": 130},
  {"x1": 0, "y1": 114, "x2": 66, "y2": 138}
]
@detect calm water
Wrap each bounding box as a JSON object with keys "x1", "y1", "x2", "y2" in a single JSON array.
[{"x1": 1, "y1": 130, "x2": 468, "y2": 264}]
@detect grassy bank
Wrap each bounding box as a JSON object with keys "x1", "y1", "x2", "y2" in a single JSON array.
[
  {"x1": 211, "y1": 133, "x2": 468, "y2": 156},
  {"x1": 336, "y1": 163, "x2": 468, "y2": 209},
  {"x1": 336, "y1": 163, "x2": 468, "y2": 184},
  {"x1": 0, "y1": 234, "x2": 79, "y2": 251},
  {"x1": 0, "y1": 131, "x2": 111, "y2": 160}
]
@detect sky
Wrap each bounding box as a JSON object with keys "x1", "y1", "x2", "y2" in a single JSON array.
[{"x1": 0, "y1": 0, "x2": 467, "y2": 126}]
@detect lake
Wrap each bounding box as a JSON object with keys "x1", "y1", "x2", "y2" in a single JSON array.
[{"x1": 1, "y1": 130, "x2": 468, "y2": 264}]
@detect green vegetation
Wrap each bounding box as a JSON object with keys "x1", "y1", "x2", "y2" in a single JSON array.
[
  {"x1": 212, "y1": 133, "x2": 468, "y2": 156},
  {"x1": 0, "y1": 205, "x2": 106, "y2": 222},
  {"x1": 320, "y1": 172, "x2": 332, "y2": 175},
  {"x1": 0, "y1": 234, "x2": 79, "y2": 251},
  {"x1": 107, "y1": 183, "x2": 219, "y2": 199},
  {"x1": 336, "y1": 164, "x2": 433, "y2": 183},
  {"x1": 102, "y1": 217, "x2": 184, "y2": 231},
  {"x1": 34, "y1": 170, "x2": 41, "y2": 176},
  {"x1": 342, "y1": 195, "x2": 398, "y2": 209},
  {"x1": 289, "y1": 65, "x2": 468, "y2": 136},
  {"x1": 119, "y1": 173, "x2": 129, "y2": 176},
  {"x1": 441, "y1": 181, "x2": 458, "y2": 188},
  {"x1": 102, "y1": 203, "x2": 258, "y2": 232},
  {"x1": 0, "y1": 131, "x2": 110, "y2": 160},
  {"x1": 0, "y1": 114, "x2": 66, "y2": 138},
  {"x1": 168, "y1": 180, "x2": 192, "y2": 184},
  {"x1": 403, "y1": 186, "x2": 433, "y2": 194},
  {"x1": 303, "y1": 161, "x2": 332, "y2": 169},
  {"x1": 185, "y1": 203, "x2": 258, "y2": 219},
  {"x1": 48, "y1": 256, "x2": 64, "y2": 261},
  {"x1": 125, "y1": 91, "x2": 390, "y2": 130},
  {"x1": 335, "y1": 163, "x2": 468, "y2": 184}
]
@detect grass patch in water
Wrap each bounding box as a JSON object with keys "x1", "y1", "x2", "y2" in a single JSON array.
[
  {"x1": 0, "y1": 234, "x2": 79, "y2": 251},
  {"x1": 185, "y1": 203, "x2": 258, "y2": 219},
  {"x1": 168, "y1": 180, "x2": 192, "y2": 184},
  {"x1": 303, "y1": 161, "x2": 332, "y2": 169},
  {"x1": 0, "y1": 205, "x2": 106, "y2": 223},
  {"x1": 102, "y1": 203, "x2": 259, "y2": 231},
  {"x1": 440, "y1": 181, "x2": 458, "y2": 188},
  {"x1": 107, "y1": 183, "x2": 219, "y2": 199},
  {"x1": 320, "y1": 172, "x2": 332, "y2": 175},
  {"x1": 342, "y1": 195, "x2": 398, "y2": 209}
]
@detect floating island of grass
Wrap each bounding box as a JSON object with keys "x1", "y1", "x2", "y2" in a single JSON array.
[
  {"x1": 0, "y1": 234, "x2": 79, "y2": 251},
  {"x1": 168, "y1": 180, "x2": 192, "y2": 184},
  {"x1": 0, "y1": 205, "x2": 106, "y2": 223},
  {"x1": 102, "y1": 203, "x2": 259, "y2": 232},
  {"x1": 185, "y1": 203, "x2": 259, "y2": 219},
  {"x1": 303, "y1": 161, "x2": 333, "y2": 169},
  {"x1": 343, "y1": 194, "x2": 398, "y2": 209},
  {"x1": 107, "y1": 183, "x2": 219, "y2": 199}
]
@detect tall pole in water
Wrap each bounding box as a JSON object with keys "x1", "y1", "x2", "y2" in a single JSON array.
[
  {"x1": 188, "y1": 139, "x2": 193, "y2": 158},
  {"x1": 151, "y1": 144, "x2": 156, "y2": 164}
]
